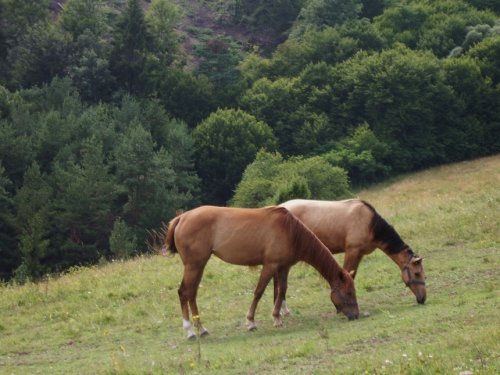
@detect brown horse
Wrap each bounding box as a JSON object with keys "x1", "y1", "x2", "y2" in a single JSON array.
[
  {"x1": 159, "y1": 205, "x2": 359, "y2": 339},
  {"x1": 278, "y1": 199, "x2": 426, "y2": 308}
]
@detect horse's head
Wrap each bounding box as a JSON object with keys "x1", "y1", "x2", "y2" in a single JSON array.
[
  {"x1": 401, "y1": 254, "x2": 426, "y2": 304},
  {"x1": 331, "y1": 270, "x2": 359, "y2": 321}
]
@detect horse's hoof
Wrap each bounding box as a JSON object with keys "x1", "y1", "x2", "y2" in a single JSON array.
[
  {"x1": 247, "y1": 323, "x2": 258, "y2": 331},
  {"x1": 272, "y1": 313, "x2": 283, "y2": 326},
  {"x1": 187, "y1": 333, "x2": 197, "y2": 340},
  {"x1": 200, "y1": 329, "x2": 209, "y2": 337}
]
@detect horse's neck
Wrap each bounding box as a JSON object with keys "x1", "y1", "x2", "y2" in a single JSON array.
[
  {"x1": 299, "y1": 244, "x2": 341, "y2": 287},
  {"x1": 385, "y1": 248, "x2": 411, "y2": 270}
]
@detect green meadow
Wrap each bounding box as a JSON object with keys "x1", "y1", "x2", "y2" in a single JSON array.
[{"x1": 1, "y1": 155, "x2": 499, "y2": 374}]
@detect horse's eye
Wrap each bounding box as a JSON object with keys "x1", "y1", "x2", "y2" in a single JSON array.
[{"x1": 415, "y1": 272, "x2": 421, "y2": 277}]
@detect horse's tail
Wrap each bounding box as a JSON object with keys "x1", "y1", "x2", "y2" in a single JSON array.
[
  {"x1": 362, "y1": 200, "x2": 406, "y2": 254},
  {"x1": 164, "y1": 215, "x2": 181, "y2": 255},
  {"x1": 147, "y1": 214, "x2": 181, "y2": 255}
]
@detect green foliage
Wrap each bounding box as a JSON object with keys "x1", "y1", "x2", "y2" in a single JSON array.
[
  {"x1": 195, "y1": 35, "x2": 246, "y2": 107},
  {"x1": 288, "y1": 156, "x2": 351, "y2": 201},
  {"x1": 231, "y1": 150, "x2": 351, "y2": 207},
  {"x1": 145, "y1": 0, "x2": 181, "y2": 66},
  {"x1": 0, "y1": 119, "x2": 34, "y2": 187},
  {"x1": 0, "y1": 0, "x2": 50, "y2": 44},
  {"x1": 59, "y1": 0, "x2": 109, "y2": 40},
  {"x1": 441, "y1": 55, "x2": 500, "y2": 157},
  {"x1": 112, "y1": 97, "x2": 200, "y2": 234},
  {"x1": 240, "y1": 77, "x2": 300, "y2": 153},
  {"x1": 360, "y1": 0, "x2": 388, "y2": 19},
  {"x1": 51, "y1": 138, "x2": 119, "y2": 268},
  {"x1": 274, "y1": 175, "x2": 311, "y2": 204},
  {"x1": 194, "y1": 109, "x2": 278, "y2": 204},
  {"x1": 58, "y1": 0, "x2": 114, "y2": 102},
  {"x1": 244, "y1": 19, "x2": 386, "y2": 81},
  {"x1": 153, "y1": 68, "x2": 216, "y2": 127},
  {"x1": 109, "y1": 218, "x2": 137, "y2": 259},
  {"x1": 228, "y1": 0, "x2": 304, "y2": 34},
  {"x1": 0, "y1": 162, "x2": 17, "y2": 281},
  {"x1": 0, "y1": 78, "x2": 200, "y2": 280},
  {"x1": 114, "y1": 123, "x2": 163, "y2": 227},
  {"x1": 294, "y1": 0, "x2": 362, "y2": 34},
  {"x1": 109, "y1": 0, "x2": 153, "y2": 95},
  {"x1": 8, "y1": 22, "x2": 72, "y2": 88},
  {"x1": 450, "y1": 21, "x2": 500, "y2": 58},
  {"x1": 374, "y1": 0, "x2": 497, "y2": 57},
  {"x1": 465, "y1": 0, "x2": 500, "y2": 13},
  {"x1": 468, "y1": 34, "x2": 500, "y2": 84},
  {"x1": 228, "y1": 150, "x2": 282, "y2": 207},
  {"x1": 13, "y1": 163, "x2": 52, "y2": 282},
  {"x1": 324, "y1": 123, "x2": 391, "y2": 185},
  {"x1": 330, "y1": 46, "x2": 450, "y2": 170},
  {"x1": 66, "y1": 30, "x2": 115, "y2": 103},
  {"x1": 0, "y1": 0, "x2": 499, "y2": 281}
]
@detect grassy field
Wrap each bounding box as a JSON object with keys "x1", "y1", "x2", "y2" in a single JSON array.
[{"x1": 1, "y1": 155, "x2": 499, "y2": 374}]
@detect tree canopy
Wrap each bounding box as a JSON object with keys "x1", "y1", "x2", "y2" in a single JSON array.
[{"x1": 0, "y1": 0, "x2": 499, "y2": 281}]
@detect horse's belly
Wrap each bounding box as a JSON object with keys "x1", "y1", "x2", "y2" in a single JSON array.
[{"x1": 212, "y1": 246, "x2": 264, "y2": 267}]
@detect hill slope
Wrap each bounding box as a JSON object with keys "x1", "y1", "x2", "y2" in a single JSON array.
[{"x1": 0, "y1": 155, "x2": 499, "y2": 374}]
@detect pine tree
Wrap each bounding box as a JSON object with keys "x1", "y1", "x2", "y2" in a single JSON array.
[
  {"x1": 0, "y1": 162, "x2": 18, "y2": 280},
  {"x1": 13, "y1": 163, "x2": 52, "y2": 282},
  {"x1": 109, "y1": 0, "x2": 153, "y2": 95},
  {"x1": 52, "y1": 138, "x2": 119, "y2": 268}
]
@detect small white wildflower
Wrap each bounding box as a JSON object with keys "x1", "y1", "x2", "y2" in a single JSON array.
[
  {"x1": 418, "y1": 351, "x2": 423, "y2": 357},
  {"x1": 402, "y1": 353, "x2": 408, "y2": 358},
  {"x1": 385, "y1": 359, "x2": 392, "y2": 364}
]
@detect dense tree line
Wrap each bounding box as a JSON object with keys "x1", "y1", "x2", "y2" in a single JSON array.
[
  {"x1": 0, "y1": 78, "x2": 200, "y2": 281},
  {"x1": 0, "y1": 0, "x2": 499, "y2": 281}
]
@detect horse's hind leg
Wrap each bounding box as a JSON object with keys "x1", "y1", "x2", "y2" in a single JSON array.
[
  {"x1": 247, "y1": 264, "x2": 279, "y2": 331},
  {"x1": 178, "y1": 279, "x2": 196, "y2": 339},
  {"x1": 273, "y1": 267, "x2": 291, "y2": 317},
  {"x1": 179, "y1": 264, "x2": 209, "y2": 339},
  {"x1": 272, "y1": 268, "x2": 289, "y2": 327}
]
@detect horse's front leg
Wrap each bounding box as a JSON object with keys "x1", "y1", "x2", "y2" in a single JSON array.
[
  {"x1": 343, "y1": 250, "x2": 363, "y2": 279},
  {"x1": 247, "y1": 264, "x2": 278, "y2": 331}
]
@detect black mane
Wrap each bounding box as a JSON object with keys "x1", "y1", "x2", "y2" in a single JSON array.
[{"x1": 362, "y1": 201, "x2": 408, "y2": 255}]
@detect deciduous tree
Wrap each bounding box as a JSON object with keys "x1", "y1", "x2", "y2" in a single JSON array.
[{"x1": 194, "y1": 109, "x2": 277, "y2": 204}]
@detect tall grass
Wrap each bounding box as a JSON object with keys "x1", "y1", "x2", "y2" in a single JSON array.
[{"x1": 1, "y1": 155, "x2": 499, "y2": 374}]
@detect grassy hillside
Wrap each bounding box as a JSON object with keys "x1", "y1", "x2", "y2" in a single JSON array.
[{"x1": 1, "y1": 155, "x2": 499, "y2": 374}]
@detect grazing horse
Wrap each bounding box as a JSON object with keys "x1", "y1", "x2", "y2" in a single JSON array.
[
  {"x1": 159, "y1": 205, "x2": 359, "y2": 339},
  {"x1": 278, "y1": 199, "x2": 426, "y2": 307}
]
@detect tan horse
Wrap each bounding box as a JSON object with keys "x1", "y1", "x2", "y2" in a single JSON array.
[
  {"x1": 279, "y1": 199, "x2": 426, "y2": 306},
  {"x1": 159, "y1": 205, "x2": 359, "y2": 339}
]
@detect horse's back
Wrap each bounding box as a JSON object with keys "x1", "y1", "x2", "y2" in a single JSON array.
[
  {"x1": 174, "y1": 205, "x2": 292, "y2": 266},
  {"x1": 280, "y1": 199, "x2": 375, "y2": 253}
]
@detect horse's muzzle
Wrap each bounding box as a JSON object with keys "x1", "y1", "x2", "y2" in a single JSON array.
[
  {"x1": 347, "y1": 313, "x2": 359, "y2": 321},
  {"x1": 417, "y1": 295, "x2": 426, "y2": 304}
]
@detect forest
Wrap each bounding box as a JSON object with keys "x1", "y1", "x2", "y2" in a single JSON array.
[{"x1": 0, "y1": 0, "x2": 499, "y2": 282}]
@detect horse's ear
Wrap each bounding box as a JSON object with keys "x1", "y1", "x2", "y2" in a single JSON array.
[
  {"x1": 349, "y1": 270, "x2": 355, "y2": 277},
  {"x1": 412, "y1": 257, "x2": 423, "y2": 264}
]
